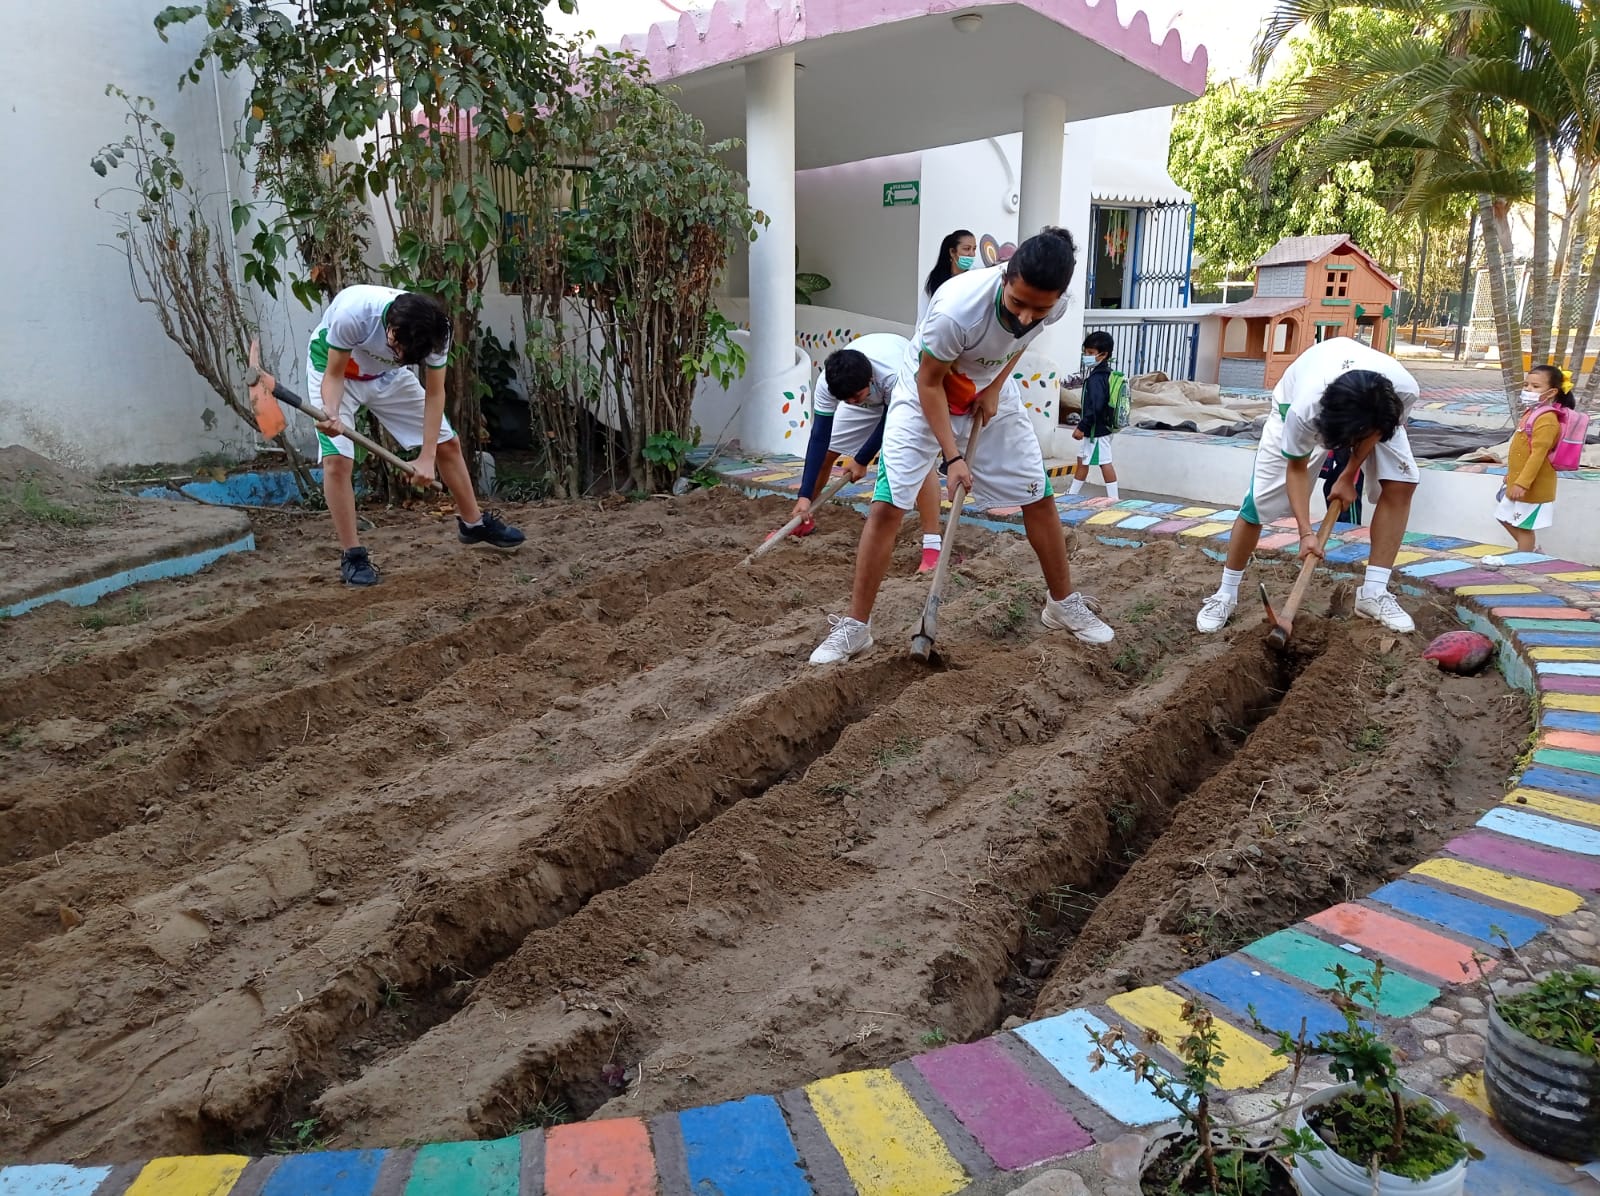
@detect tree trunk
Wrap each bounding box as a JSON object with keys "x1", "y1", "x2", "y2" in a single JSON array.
[
  {"x1": 1557, "y1": 164, "x2": 1595, "y2": 375},
  {"x1": 1476, "y1": 195, "x2": 1522, "y2": 410},
  {"x1": 1573, "y1": 245, "x2": 1600, "y2": 405},
  {"x1": 1529, "y1": 129, "x2": 1552, "y2": 364}
]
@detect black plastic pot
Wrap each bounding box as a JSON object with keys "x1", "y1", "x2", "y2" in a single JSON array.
[{"x1": 1484, "y1": 1000, "x2": 1600, "y2": 1162}]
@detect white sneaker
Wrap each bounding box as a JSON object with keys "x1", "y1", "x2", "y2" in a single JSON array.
[
  {"x1": 1355, "y1": 590, "x2": 1415, "y2": 633},
  {"x1": 1196, "y1": 592, "x2": 1238, "y2": 634},
  {"x1": 1480, "y1": 554, "x2": 1513, "y2": 570},
  {"x1": 1042, "y1": 592, "x2": 1114, "y2": 644},
  {"x1": 809, "y1": 614, "x2": 874, "y2": 664}
]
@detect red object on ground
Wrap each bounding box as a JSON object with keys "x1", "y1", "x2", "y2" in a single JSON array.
[
  {"x1": 1422, "y1": 630, "x2": 1495, "y2": 675},
  {"x1": 792, "y1": 517, "x2": 817, "y2": 538}
]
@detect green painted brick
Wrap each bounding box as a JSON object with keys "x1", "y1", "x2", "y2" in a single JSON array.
[
  {"x1": 1532, "y1": 748, "x2": 1600, "y2": 777},
  {"x1": 405, "y1": 1137, "x2": 522, "y2": 1196},
  {"x1": 1241, "y1": 930, "x2": 1440, "y2": 1016},
  {"x1": 1508, "y1": 619, "x2": 1600, "y2": 633}
]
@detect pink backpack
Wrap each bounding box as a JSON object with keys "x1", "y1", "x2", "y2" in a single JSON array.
[{"x1": 1523, "y1": 402, "x2": 1589, "y2": 472}]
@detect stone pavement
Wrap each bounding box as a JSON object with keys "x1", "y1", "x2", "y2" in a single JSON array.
[{"x1": 2, "y1": 461, "x2": 1596, "y2": 1196}]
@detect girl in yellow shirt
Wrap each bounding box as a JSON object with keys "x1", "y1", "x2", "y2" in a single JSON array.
[{"x1": 1484, "y1": 364, "x2": 1574, "y2": 568}]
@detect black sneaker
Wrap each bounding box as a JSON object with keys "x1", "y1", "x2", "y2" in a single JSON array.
[
  {"x1": 458, "y1": 510, "x2": 525, "y2": 551},
  {"x1": 340, "y1": 547, "x2": 380, "y2": 586}
]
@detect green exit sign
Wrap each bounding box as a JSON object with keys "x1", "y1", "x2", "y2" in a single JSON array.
[{"x1": 882, "y1": 180, "x2": 919, "y2": 207}]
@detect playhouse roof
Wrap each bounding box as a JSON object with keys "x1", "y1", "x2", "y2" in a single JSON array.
[
  {"x1": 615, "y1": 0, "x2": 1208, "y2": 170},
  {"x1": 1213, "y1": 296, "x2": 1309, "y2": 319},
  {"x1": 1253, "y1": 235, "x2": 1401, "y2": 290}
]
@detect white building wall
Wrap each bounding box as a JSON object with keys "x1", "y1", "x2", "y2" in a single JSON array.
[
  {"x1": 0, "y1": 1, "x2": 308, "y2": 470},
  {"x1": 795, "y1": 153, "x2": 923, "y2": 326}
]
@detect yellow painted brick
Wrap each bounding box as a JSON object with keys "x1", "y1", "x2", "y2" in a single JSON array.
[
  {"x1": 1530, "y1": 646, "x2": 1600, "y2": 662},
  {"x1": 1179, "y1": 522, "x2": 1232, "y2": 538},
  {"x1": 1175, "y1": 507, "x2": 1218, "y2": 518},
  {"x1": 1543, "y1": 693, "x2": 1600, "y2": 712},
  {"x1": 124, "y1": 1156, "x2": 249, "y2": 1196},
  {"x1": 1411, "y1": 858, "x2": 1583, "y2": 916},
  {"x1": 1505, "y1": 788, "x2": 1600, "y2": 828},
  {"x1": 1392, "y1": 551, "x2": 1428, "y2": 567},
  {"x1": 806, "y1": 1070, "x2": 967, "y2": 1196},
  {"x1": 1445, "y1": 1073, "x2": 1491, "y2": 1116},
  {"x1": 1086, "y1": 510, "x2": 1130, "y2": 526},
  {"x1": 1550, "y1": 571, "x2": 1600, "y2": 582},
  {"x1": 1106, "y1": 986, "x2": 1286, "y2": 1089},
  {"x1": 1455, "y1": 544, "x2": 1513, "y2": 559},
  {"x1": 1454, "y1": 584, "x2": 1541, "y2": 596}
]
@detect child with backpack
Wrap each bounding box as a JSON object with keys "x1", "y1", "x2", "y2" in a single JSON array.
[
  {"x1": 1067, "y1": 330, "x2": 1127, "y2": 500},
  {"x1": 1483, "y1": 364, "x2": 1583, "y2": 567}
]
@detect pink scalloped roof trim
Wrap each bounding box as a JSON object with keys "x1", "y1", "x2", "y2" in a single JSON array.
[{"x1": 615, "y1": 0, "x2": 1207, "y2": 98}]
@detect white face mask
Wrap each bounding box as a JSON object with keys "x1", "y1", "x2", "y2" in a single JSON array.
[
  {"x1": 1520, "y1": 389, "x2": 1545, "y2": 407},
  {"x1": 1082, "y1": 354, "x2": 1100, "y2": 368}
]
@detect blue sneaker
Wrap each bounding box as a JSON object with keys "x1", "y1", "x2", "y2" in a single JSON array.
[
  {"x1": 458, "y1": 510, "x2": 525, "y2": 551},
  {"x1": 340, "y1": 547, "x2": 380, "y2": 587}
]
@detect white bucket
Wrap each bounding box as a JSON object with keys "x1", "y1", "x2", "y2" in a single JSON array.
[{"x1": 1291, "y1": 1083, "x2": 1468, "y2": 1196}]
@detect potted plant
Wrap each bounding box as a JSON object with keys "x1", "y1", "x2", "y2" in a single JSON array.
[
  {"x1": 1089, "y1": 1000, "x2": 1318, "y2": 1193},
  {"x1": 1292, "y1": 962, "x2": 1478, "y2": 1195},
  {"x1": 1483, "y1": 966, "x2": 1600, "y2": 1162}
]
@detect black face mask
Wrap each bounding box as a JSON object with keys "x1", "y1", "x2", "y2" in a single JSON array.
[{"x1": 995, "y1": 301, "x2": 1033, "y2": 338}]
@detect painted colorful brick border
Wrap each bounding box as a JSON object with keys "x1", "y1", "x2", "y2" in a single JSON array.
[{"x1": 4, "y1": 461, "x2": 1597, "y2": 1196}]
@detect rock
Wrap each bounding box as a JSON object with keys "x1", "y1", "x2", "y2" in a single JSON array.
[
  {"x1": 1006, "y1": 1171, "x2": 1090, "y2": 1196},
  {"x1": 1430, "y1": 1006, "x2": 1461, "y2": 1025},
  {"x1": 1462, "y1": 1018, "x2": 1489, "y2": 1037},
  {"x1": 1444, "y1": 1034, "x2": 1485, "y2": 1066},
  {"x1": 1226, "y1": 1093, "x2": 1284, "y2": 1126},
  {"x1": 1001, "y1": 1015, "x2": 1026, "y2": 1031},
  {"x1": 315, "y1": 888, "x2": 340, "y2": 905},
  {"x1": 1455, "y1": 996, "x2": 1485, "y2": 1014},
  {"x1": 1411, "y1": 1017, "x2": 1453, "y2": 1036},
  {"x1": 1563, "y1": 928, "x2": 1596, "y2": 947},
  {"x1": 1423, "y1": 1039, "x2": 1441, "y2": 1054},
  {"x1": 1098, "y1": 1132, "x2": 1152, "y2": 1183},
  {"x1": 58, "y1": 905, "x2": 83, "y2": 930}
]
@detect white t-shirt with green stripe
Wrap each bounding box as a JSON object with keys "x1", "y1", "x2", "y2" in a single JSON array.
[
  {"x1": 911, "y1": 265, "x2": 1070, "y2": 394},
  {"x1": 1278, "y1": 337, "x2": 1418, "y2": 459},
  {"x1": 308, "y1": 285, "x2": 450, "y2": 378}
]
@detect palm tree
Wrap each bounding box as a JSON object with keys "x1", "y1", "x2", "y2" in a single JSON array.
[{"x1": 1253, "y1": 0, "x2": 1600, "y2": 401}]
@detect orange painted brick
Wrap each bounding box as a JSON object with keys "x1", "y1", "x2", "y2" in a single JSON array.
[
  {"x1": 1306, "y1": 903, "x2": 1494, "y2": 986},
  {"x1": 1490, "y1": 606, "x2": 1594, "y2": 619},
  {"x1": 1539, "y1": 729, "x2": 1600, "y2": 753},
  {"x1": 544, "y1": 1119, "x2": 656, "y2": 1196}
]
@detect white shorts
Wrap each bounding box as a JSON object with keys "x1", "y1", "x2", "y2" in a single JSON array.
[
  {"x1": 306, "y1": 362, "x2": 457, "y2": 460},
  {"x1": 1240, "y1": 411, "x2": 1417, "y2": 525},
  {"x1": 873, "y1": 380, "x2": 1051, "y2": 511},
  {"x1": 827, "y1": 401, "x2": 887, "y2": 463},
  {"x1": 1076, "y1": 434, "x2": 1114, "y2": 466},
  {"x1": 1495, "y1": 489, "x2": 1554, "y2": 531}
]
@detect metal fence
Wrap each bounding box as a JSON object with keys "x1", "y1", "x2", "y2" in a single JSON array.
[{"x1": 1081, "y1": 316, "x2": 1201, "y2": 381}]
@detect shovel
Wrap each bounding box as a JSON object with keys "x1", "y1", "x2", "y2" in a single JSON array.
[
  {"x1": 1259, "y1": 499, "x2": 1344, "y2": 649},
  {"x1": 742, "y1": 473, "x2": 851, "y2": 567},
  {"x1": 245, "y1": 339, "x2": 440, "y2": 489},
  {"x1": 910, "y1": 420, "x2": 985, "y2": 661}
]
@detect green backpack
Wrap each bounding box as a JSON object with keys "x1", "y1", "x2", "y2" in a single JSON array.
[{"x1": 1108, "y1": 369, "x2": 1131, "y2": 431}]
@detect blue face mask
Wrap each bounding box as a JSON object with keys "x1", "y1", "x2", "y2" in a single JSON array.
[
  {"x1": 956, "y1": 255, "x2": 976, "y2": 271},
  {"x1": 1082, "y1": 354, "x2": 1100, "y2": 369}
]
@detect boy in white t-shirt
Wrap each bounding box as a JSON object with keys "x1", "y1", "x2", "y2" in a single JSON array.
[
  {"x1": 810, "y1": 227, "x2": 1114, "y2": 665},
  {"x1": 1195, "y1": 336, "x2": 1420, "y2": 634},
  {"x1": 307, "y1": 285, "x2": 523, "y2": 586},
  {"x1": 779, "y1": 334, "x2": 945, "y2": 572}
]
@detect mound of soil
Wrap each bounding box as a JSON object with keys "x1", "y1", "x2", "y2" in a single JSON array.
[
  {"x1": 0, "y1": 489, "x2": 1526, "y2": 1162},
  {"x1": 0, "y1": 445, "x2": 128, "y2": 564}
]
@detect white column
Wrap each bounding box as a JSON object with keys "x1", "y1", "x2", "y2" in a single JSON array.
[
  {"x1": 1018, "y1": 91, "x2": 1067, "y2": 240},
  {"x1": 743, "y1": 53, "x2": 802, "y2": 454},
  {"x1": 1018, "y1": 91, "x2": 1071, "y2": 452}
]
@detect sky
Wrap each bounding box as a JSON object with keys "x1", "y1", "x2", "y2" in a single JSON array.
[{"x1": 546, "y1": 0, "x2": 1285, "y2": 82}]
